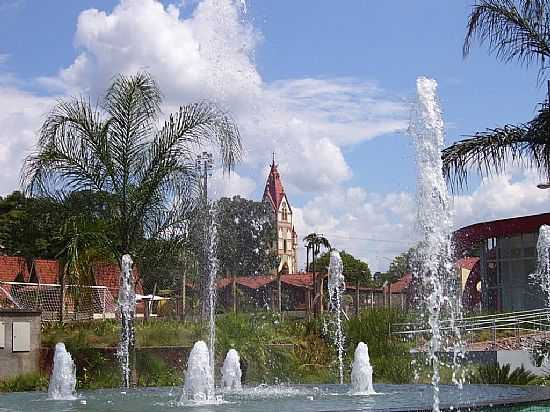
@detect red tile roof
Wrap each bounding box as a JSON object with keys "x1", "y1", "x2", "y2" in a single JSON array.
[
  {"x1": 0, "y1": 256, "x2": 142, "y2": 296},
  {"x1": 456, "y1": 257, "x2": 479, "y2": 271},
  {"x1": 0, "y1": 256, "x2": 29, "y2": 283},
  {"x1": 281, "y1": 273, "x2": 313, "y2": 289},
  {"x1": 94, "y1": 261, "x2": 143, "y2": 296},
  {"x1": 389, "y1": 273, "x2": 413, "y2": 293},
  {"x1": 34, "y1": 259, "x2": 59, "y2": 284},
  {"x1": 263, "y1": 160, "x2": 287, "y2": 209}
]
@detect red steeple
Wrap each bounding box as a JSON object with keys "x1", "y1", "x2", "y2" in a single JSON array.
[{"x1": 263, "y1": 155, "x2": 286, "y2": 209}]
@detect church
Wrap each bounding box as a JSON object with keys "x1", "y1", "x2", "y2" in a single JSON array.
[{"x1": 262, "y1": 158, "x2": 298, "y2": 275}]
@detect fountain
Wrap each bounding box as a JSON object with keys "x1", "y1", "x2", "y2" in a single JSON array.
[
  {"x1": 221, "y1": 349, "x2": 242, "y2": 391},
  {"x1": 532, "y1": 225, "x2": 550, "y2": 307},
  {"x1": 183, "y1": 340, "x2": 215, "y2": 401},
  {"x1": 47, "y1": 343, "x2": 77, "y2": 400},
  {"x1": 327, "y1": 250, "x2": 346, "y2": 385},
  {"x1": 118, "y1": 254, "x2": 136, "y2": 388},
  {"x1": 409, "y1": 76, "x2": 464, "y2": 411},
  {"x1": 350, "y1": 342, "x2": 375, "y2": 395},
  {"x1": 206, "y1": 207, "x2": 219, "y2": 388}
]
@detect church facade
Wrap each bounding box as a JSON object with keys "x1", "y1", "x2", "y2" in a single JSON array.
[{"x1": 262, "y1": 159, "x2": 298, "y2": 275}]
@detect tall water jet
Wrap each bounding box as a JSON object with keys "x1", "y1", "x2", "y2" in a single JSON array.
[
  {"x1": 532, "y1": 225, "x2": 550, "y2": 307},
  {"x1": 221, "y1": 349, "x2": 242, "y2": 391},
  {"x1": 206, "y1": 206, "x2": 219, "y2": 387},
  {"x1": 118, "y1": 254, "x2": 135, "y2": 388},
  {"x1": 351, "y1": 342, "x2": 375, "y2": 395},
  {"x1": 409, "y1": 77, "x2": 464, "y2": 411},
  {"x1": 48, "y1": 342, "x2": 77, "y2": 400},
  {"x1": 328, "y1": 250, "x2": 346, "y2": 384},
  {"x1": 183, "y1": 341, "x2": 215, "y2": 401}
]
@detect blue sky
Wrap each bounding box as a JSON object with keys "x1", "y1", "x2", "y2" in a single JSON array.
[{"x1": 1, "y1": 0, "x2": 549, "y2": 270}]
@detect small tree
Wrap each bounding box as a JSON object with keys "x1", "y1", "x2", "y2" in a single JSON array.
[
  {"x1": 22, "y1": 72, "x2": 242, "y2": 387},
  {"x1": 215, "y1": 196, "x2": 279, "y2": 277}
]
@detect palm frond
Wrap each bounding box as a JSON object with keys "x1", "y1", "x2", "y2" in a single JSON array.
[
  {"x1": 130, "y1": 101, "x2": 241, "y2": 232},
  {"x1": 443, "y1": 103, "x2": 550, "y2": 190},
  {"x1": 22, "y1": 97, "x2": 110, "y2": 198},
  {"x1": 464, "y1": 0, "x2": 550, "y2": 80},
  {"x1": 103, "y1": 72, "x2": 161, "y2": 181}
]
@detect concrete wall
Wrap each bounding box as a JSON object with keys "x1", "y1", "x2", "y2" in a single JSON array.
[
  {"x1": 497, "y1": 350, "x2": 548, "y2": 376},
  {"x1": 0, "y1": 310, "x2": 41, "y2": 380}
]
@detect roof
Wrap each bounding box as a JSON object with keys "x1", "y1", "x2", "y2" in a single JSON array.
[
  {"x1": 94, "y1": 261, "x2": 143, "y2": 296},
  {"x1": 0, "y1": 256, "x2": 29, "y2": 283},
  {"x1": 34, "y1": 259, "x2": 59, "y2": 284},
  {"x1": 456, "y1": 257, "x2": 479, "y2": 271},
  {"x1": 262, "y1": 160, "x2": 287, "y2": 210},
  {"x1": 217, "y1": 275, "x2": 276, "y2": 289},
  {"x1": 389, "y1": 273, "x2": 413, "y2": 293},
  {"x1": 281, "y1": 273, "x2": 313, "y2": 288},
  {"x1": 453, "y1": 212, "x2": 550, "y2": 254}
]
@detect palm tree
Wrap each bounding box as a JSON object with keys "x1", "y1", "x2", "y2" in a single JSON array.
[
  {"x1": 23, "y1": 71, "x2": 241, "y2": 260},
  {"x1": 443, "y1": 0, "x2": 550, "y2": 189},
  {"x1": 303, "y1": 233, "x2": 331, "y2": 314},
  {"x1": 22, "y1": 72, "x2": 242, "y2": 385}
]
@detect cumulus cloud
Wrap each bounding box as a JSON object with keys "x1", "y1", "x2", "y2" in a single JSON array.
[
  {"x1": 0, "y1": 86, "x2": 55, "y2": 194},
  {"x1": 35, "y1": 0, "x2": 407, "y2": 196},
  {"x1": 451, "y1": 168, "x2": 550, "y2": 229},
  {"x1": 209, "y1": 169, "x2": 256, "y2": 199},
  {"x1": 294, "y1": 186, "x2": 418, "y2": 272},
  {"x1": 3, "y1": 0, "x2": 547, "y2": 275}
]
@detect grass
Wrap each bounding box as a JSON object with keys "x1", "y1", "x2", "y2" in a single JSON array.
[
  {"x1": 0, "y1": 373, "x2": 48, "y2": 392},
  {"x1": 42, "y1": 319, "x2": 201, "y2": 349}
]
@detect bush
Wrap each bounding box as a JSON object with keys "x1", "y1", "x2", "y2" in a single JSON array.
[
  {"x1": 469, "y1": 363, "x2": 538, "y2": 385},
  {"x1": 345, "y1": 308, "x2": 414, "y2": 383},
  {"x1": 0, "y1": 373, "x2": 48, "y2": 392}
]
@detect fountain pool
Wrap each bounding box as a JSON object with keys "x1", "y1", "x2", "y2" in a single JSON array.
[{"x1": 2, "y1": 384, "x2": 550, "y2": 411}]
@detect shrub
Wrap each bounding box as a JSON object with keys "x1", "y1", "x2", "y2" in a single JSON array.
[
  {"x1": 345, "y1": 308, "x2": 414, "y2": 383},
  {"x1": 0, "y1": 373, "x2": 48, "y2": 392},
  {"x1": 469, "y1": 363, "x2": 538, "y2": 385}
]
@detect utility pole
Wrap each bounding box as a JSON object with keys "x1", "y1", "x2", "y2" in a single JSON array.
[{"x1": 196, "y1": 151, "x2": 213, "y2": 204}]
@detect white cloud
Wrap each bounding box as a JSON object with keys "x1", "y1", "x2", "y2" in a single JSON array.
[
  {"x1": 451, "y1": 168, "x2": 550, "y2": 229},
  {"x1": 209, "y1": 169, "x2": 256, "y2": 199},
  {"x1": 293, "y1": 186, "x2": 418, "y2": 272},
  {"x1": 0, "y1": 86, "x2": 55, "y2": 195},
  {"x1": 4, "y1": 0, "x2": 548, "y2": 276},
  {"x1": 36, "y1": 0, "x2": 407, "y2": 195}
]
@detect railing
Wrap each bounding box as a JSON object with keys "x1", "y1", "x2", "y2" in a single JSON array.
[{"x1": 391, "y1": 307, "x2": 550, "y2": 341}]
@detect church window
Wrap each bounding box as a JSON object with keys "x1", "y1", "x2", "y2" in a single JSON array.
[{"x1": 284, "y1": 239, "x2": 287, "y2": 253}]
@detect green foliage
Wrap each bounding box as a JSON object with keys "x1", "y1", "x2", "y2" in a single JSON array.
[
  {"x1": 22, "y1": 71, "x2": 242, "y2": 269},
  {"x1": 385, "y1": 248, "x2": 415, "y2": 283},
  {"x1": 42, "y1": 320, "x2": 120, "y2": 349},
  {"x1": 312, "y1": 250, "x2": 372, "y2": 285},
  {"x1": 135, "y1": 353, "x2": 182, "y2": 387},
  {"x1": 469, "y1": 363, "x2": 538, "y2": 385},
  {"x1": 216, "y1": 313, "x2": 289, "y2": 383},
  {"x1": 0, "y1": 191, "x2": 63, "y2": 258},
  {"x1": 346, "y1": 308, "x2": 414, "y2": 383},
  {"x1": 0, "y1": 373, "x2": 48, "y2": 392},
  {"x1": 443, "y1": 1, "x2": 550, "y2": 190},
  {"x1": 215, "y1": 196, "x2": 279, "y2": 276}
]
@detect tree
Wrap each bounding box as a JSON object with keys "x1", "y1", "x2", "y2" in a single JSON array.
[
  {"x1": 22, "y1": 72, "x2": 241, "y2": 387},
  {"x1": 386, "y1": 248, "x2": 416, "y2": 282},
  {"x1": 0, "y1": 191, "x2": 64, "y2": 258},
  {"x1": 215, "y1": 196, "x2": 279, "y2": 277},
  {"x1": 310, "y1": 250, "x2": 372, "y2": 285},
  {"x1": 303, "y1": 232, "x2": 331, "y2": 272},
  {"x1": 443, "y1": 0, "x2": 550, "y2": 189}
]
